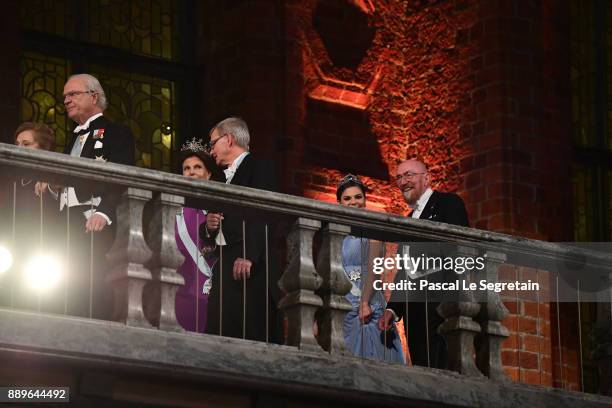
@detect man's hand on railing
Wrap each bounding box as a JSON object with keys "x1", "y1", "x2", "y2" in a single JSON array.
[
  {"x1": 206, "y1": 212, "x2": 224, "y2": 233},
  {"x1": 34, "y1": 182, "x2": 49, "y2": 197},
  {"x1": 85, "y1": 213, "x2": 108, "y2": 233},
  {"x1": 232, "y1": 257, "x2": 252, "y2": 280},
  {"x1": 34, "y1": 182, "x2": 61, "y2": 199},
  {"x1": 359, "y1": 301, "x2": 372, "y2": 323}
]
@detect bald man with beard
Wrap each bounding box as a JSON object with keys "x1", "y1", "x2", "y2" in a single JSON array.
[{"x1": 382, "y1": 159, "x2": 469, "y2": 368}]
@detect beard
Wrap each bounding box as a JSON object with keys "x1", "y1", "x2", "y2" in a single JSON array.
[{"x1": 402, "y1": 189, "x2": 417, "y2": 205}]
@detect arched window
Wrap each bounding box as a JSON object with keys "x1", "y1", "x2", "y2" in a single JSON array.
[{"x1": 19, "y1": 0, "x2": 196, "y2": 172}]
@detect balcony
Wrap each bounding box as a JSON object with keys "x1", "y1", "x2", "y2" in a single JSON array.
[{"x1": 0, "y1": 143, "x2": 611, "y2": 407}]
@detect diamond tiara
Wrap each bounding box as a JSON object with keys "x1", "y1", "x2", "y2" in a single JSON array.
[
  {"x1": 337, "y1": 173, "x2": 368, "y2": 190},
  {"x1": 180, "y1": 137, "x2": 206, "y2": 152}
]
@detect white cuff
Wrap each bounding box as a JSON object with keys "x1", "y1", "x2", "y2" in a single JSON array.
[{"x1": 84, "y1": 210, "x2": 112, "y2": 225}]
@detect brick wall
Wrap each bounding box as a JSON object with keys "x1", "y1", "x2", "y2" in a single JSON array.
[
  {"x1": 0, "y1": 0, "x2": 583, "y2": 392},
  {"x1": 283, "y1": 0, "x2": 478, "y2": 213},
  {"x1": 500, "y1": 266, "x2": 555, "y2": 387},
  {"x1": 197, "y1": 0, "x2": 285, "y2": 157},
  {"x1": 464, "y1": 0, "x2": 572, "y2": 241},
  {"x1": 279, "y1": 0, "x2": 576, "y2": 390}
]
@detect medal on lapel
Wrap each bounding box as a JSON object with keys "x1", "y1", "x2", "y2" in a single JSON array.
[{"x1": 93, "y1": 129, "x2": 105, "y2": 140}]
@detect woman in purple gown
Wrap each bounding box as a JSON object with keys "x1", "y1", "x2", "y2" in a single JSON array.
[{"x1": 175, "y1": 139, "x2": 222, "y2": 332}]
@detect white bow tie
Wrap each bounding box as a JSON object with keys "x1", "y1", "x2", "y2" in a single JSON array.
[
  {"x1": 73, "y1": 124, "x2": 89, "y2": 134},
  {"x1": 224, "y1": 167, "x2": 236, "y2": 181}
]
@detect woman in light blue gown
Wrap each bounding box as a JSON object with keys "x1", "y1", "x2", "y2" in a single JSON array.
[{"x1": 336, "y1": 174, "x2": 405, "y2": 363}]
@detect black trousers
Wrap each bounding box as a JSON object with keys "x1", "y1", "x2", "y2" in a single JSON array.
[
  {"x1": 205, "y1": 250, "x2": 281, "y2": 343},
  {"x1": 406, "y1": 301, "x2": 447, "y2": 368},
  {"x1": 59, "y1": 206, "x2": 114, "y2": 320}
]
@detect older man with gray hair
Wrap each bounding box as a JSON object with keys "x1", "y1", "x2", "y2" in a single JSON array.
[
  {"x1": 201, "y1": 117, "x2": 281, "y2": 342},
  {"x1": 61, "y1": 73, "x2": 135, "y2": 318}
]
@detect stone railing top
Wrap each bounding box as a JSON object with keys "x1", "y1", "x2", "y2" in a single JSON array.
[
  {"x1": 0, "y1": 309, "x2": 610, "y2": 408},
  {"x1": 1, "y1": 143, "x2": 611, "y2": 272}
]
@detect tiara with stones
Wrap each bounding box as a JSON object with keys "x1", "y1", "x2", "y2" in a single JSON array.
[
  {"x1": 180, "y1": 137, "x2": 206, "y2": 152},
  {"x1": 337, "y1": 173, "x2": 368, "y2": 191}
]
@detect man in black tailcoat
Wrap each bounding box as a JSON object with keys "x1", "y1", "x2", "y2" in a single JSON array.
[
  {"x1": 200, "y1": 117, "x2": 280, "y2": 342},
  {"x1": 380, "y1": 159, "x2": 469, "y2": 368},
  {"x1": 61, "y1": 73, "x2": 135, "y2": 318}
]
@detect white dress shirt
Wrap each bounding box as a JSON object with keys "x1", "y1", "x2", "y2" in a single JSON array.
[
  {"x1": 214, "y1": 151, "x2": 250, "y2": 246},
  {"x1": 223, "y1": 151, "x2": 250, "y2": 184},
  {"x1": 410, "y1": 187, "x2": 434, "y2": 219},
  {"x1": 60, "y1": 113, "x2": 111, "y2": 224}
]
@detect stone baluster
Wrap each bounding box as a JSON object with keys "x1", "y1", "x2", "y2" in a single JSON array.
[
  {"x1": 315, "y1": 223, "x2": 352, "y2": 355},
  {"x1": 474, "y1": 250, "x2": 509, "y2": 381},
  {"x1": 147, "y1": 193, "x2": 185, "y2": 332},
  {"x1": 278, "y1": 218, "x2": 323, "y2": 352},
  {"x1": 437, "y1": 245, "x2": 483, "y2": 376},
  {"x1": 106, "y1": 188, "x2": 154, "y2": 327}
]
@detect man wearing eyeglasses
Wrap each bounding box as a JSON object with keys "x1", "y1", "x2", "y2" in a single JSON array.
[
  {"x1": 394, "y1": 159, "x2": 468, "y2": 225},
  {"x1": 61, "y1": 73, "x2": 135, "y2": 318},
  {"x1": 200, "y1": 117, "x2": 280, "y2": 342},
  {"x1": 382, "y1": 159, "x2": 469, "y2": 368}
]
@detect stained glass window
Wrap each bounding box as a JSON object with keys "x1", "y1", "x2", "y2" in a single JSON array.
[
  {"x1": 570, "y1": 0, "x2": 597, "y2": 148},
  {"x1": 570, "y1": 0, "x2": 612, "y2": 242},
  {"x1": 20, "y1": 0, "x2": 176, "y2": 61},
  {"x1": 89, "y1": 68, "x2": 175, "y2": 171},
  {"x1": 19, "y1": 0, "x2": 182, "y2": 171},
  {"x1": 20, "y1": 0, "x2": 75, "y2": 39},
  {"x1": 20, "y1": 52, "x2": 71, "y2": 152},
  {"x1": 570, "y1": 1, "x2": 612, "y2": 393},
  {"x1": 87, "y1": 0, "x2": 176, "y2": 60}
]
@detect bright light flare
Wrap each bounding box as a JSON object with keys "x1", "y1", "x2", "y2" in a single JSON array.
[
  {"x1": 0, "y1": 245, "x2": 13, "y2": 274},
  {"x1": 24, "y1": 253, "x2": 62, "y2": 290}
]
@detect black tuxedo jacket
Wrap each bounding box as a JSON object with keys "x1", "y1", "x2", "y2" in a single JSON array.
[
  {"x1": 207, "y1": 154, "x2": 278, "y2": 259},
  {"x1": 63, "y1": 115, "x2": 135, "y2": 218},
  {"x1": 200, "y1": 153, "x2": 281, "y2": 341},
  {"x1": 389, "y1": 190, "x2": 469, "y2": 367},
  {"x1": 413, "y1": 190, "x2": 469, "y2": 227}
]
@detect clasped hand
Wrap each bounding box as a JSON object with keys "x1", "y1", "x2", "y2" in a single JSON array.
[
  {"x1": 377, "y1": 309, "x2": 396, "y2": 331},
  {"x1": 206, "y1": 212, "x2": 224, "y2": 232}
]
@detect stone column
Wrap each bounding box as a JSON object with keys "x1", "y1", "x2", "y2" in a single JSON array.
[
  {"x1": 147, "y1": 193, "x2": 185, "y2": 332},
  {"x1": 437, "y1": 245, "x2": 483, "y2": 376},
  {"x1": 474, "y1": 250, "x2": 509, "y2": 381},
  {"x1": 315, "y1": 223, "x2": 352, "y2": 355},
  {"x1": 278, "y1": 218, "x2": 323, "y2": 352},
  {"x1": 106, "y1": 188, "x2": 154, "y2": 327}
]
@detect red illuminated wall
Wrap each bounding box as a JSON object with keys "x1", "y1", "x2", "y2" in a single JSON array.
[
  {"x1": 0, "y1": 0, "x2": 582, "y2": 392},
  {"x1": 201, "y1": 0, "x2": 578, "y2": 390}
]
